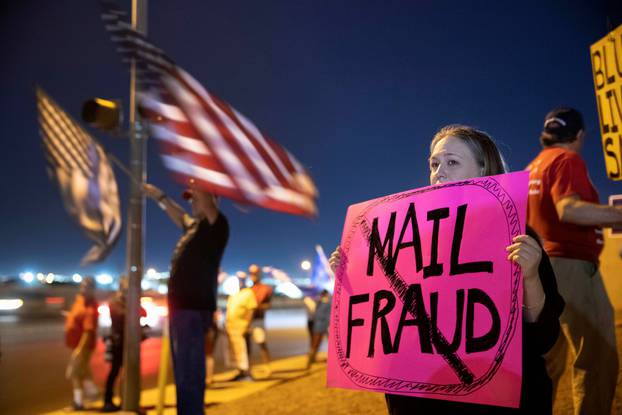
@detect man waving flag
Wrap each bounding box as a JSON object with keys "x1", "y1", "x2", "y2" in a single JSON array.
[
  {"x1": 36, "y1": 87, "x2": 122, "y2": 265},
  {"x1": 100, "y1": 0, "x2": 318, "y2": 217}
]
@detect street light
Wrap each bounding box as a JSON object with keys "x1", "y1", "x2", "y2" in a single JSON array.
[
  {"x1": 82, "y1": 97, "x2": 123, "y2": 133},
  {"x1": 301, "y1": 260, "x2": 311, "y2": 271}
]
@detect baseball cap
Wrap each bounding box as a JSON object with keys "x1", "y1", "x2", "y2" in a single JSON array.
[
  {"x1": 543, "y1": 107, "x2": 584, "y2": 142},
  {"x1": 182, "y1": 178, "x2": 196, "y2": 200}
]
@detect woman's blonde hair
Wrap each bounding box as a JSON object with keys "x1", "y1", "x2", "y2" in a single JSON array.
[{"x1": 430, "y1": 125, "x2": 507, "y2": 176}]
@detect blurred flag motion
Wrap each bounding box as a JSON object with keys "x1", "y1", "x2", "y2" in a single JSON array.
[
  {"x1": 310, "y1": 245, "x2": 335, "y2": 294},
  {"x1": 36, "y1": 87, "x2": 121, "y2": 265},
  {"x1": 100, "y1": 0, "x2": 318, "y2": 217}
]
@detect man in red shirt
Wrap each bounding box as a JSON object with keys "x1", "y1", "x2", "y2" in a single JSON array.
[
  {"x1": 527, "y1": 107, "x2": 622, "y2": 414},
  {"x1": 64, "y1": 276, "x2": 99, "y2": 410}
]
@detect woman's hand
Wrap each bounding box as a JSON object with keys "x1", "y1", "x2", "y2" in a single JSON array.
[
  {"x1": 507, "y1": 234, "x2": 546, "y2": 322},
  {"x1": 505, "y1": 234, "x2": 541, "y2": 281},
  {"x1": 329, "y1": 246, "x2": 341, "y2": 274}
]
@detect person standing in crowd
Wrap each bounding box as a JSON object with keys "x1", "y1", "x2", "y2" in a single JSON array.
[
  {"x1": 302, "y1": 294, "x2": 317, "y2": 347},
  {"x1": 102, "y1": 277, "x2": 147, "y2": 412},
  {"x1": 225, "y1": 277, "x2": 257, "y2": 381},
  {"x1": 64, "y1": 276, "x2": 99, "y2": 411},
  {"x1": 306, "y1": 289, "x2": 331, "y2": 369},
  {"x1": 526, "y1": 107, "x2": 622, "y2": 415},
  {"x1": 330, "y1": 125, "x2": 564, "y2": 414},
  {"x1": 247, "y1": 264, "x2": 273, "y2": 376},
  {"x1": 143, "y1": 180, "x2": 229, "y2": 415}
]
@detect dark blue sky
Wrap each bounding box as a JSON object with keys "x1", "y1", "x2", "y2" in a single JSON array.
[{"x1": 1, "y1": 0, "x2": 620, "y2": 278}]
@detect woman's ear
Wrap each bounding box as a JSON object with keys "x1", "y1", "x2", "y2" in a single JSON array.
[{"x1": 577, "y1": 129, "x2": 586, "y2": 141}]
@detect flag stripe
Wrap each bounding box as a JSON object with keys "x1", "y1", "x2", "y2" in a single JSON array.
[
  {"x1": 40, "y1": 114, "x2": 91, "y2": 175},
  {"x1": 36, "y1": 86, "x2": 121, "y2": 264},
  {"x1": 162, "y1": 75, "x2": 266, "y2": 202},
  {"x1": 158, "y1": 140, "x2": 225, "y2": 174},
  {"x1": 138, "y1": 92, "x2": 188, "y2": 122},
  {"x1": 230, "y1": 106, "x2": 294, "y2": 185},
  {"x1": 208, "y1": 93, "x2": 288, "y2": 190},
  {"x1": 40, "y1": 95, "x2": 93, "y2": 157},
  {"x1": 161, "y1": 154, "x2": 235, "y2": 189},
  {"x1": 150, "y1": 124, "x2": 210, "y2": 156},
  {"x1": 38, "y1": 97, "x2": 93, "y2": 177}
]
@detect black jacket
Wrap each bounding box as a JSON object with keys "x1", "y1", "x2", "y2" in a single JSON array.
[{"x1": 386, "y1": 227, "x2": 565, "y2": 414}]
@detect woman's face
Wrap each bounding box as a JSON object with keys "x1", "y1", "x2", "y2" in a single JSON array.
[{"x1": 429, "y1": 136, "x2": 483, "y2": 185}]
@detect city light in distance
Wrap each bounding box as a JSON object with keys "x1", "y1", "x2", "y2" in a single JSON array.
[
  {"x1": 0, "y1": 299, "x2": 24, "y2": 311},
  {"x1": 96, "y1": 273, "x2": 113, "y2": 285},
  {"x1": 223, "y1": 276, "x2": 241, "y2": 295},
  {"x1": 20, "y1": 272, "x2": 34, "y2": 283}
]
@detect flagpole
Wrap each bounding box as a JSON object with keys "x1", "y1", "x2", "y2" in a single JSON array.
[
  {"x1": 108, "y1": 153, "x2": 140, "y2": 185},
  {"x1": 122, "y1": 0, "x2": 148, "y2": 412}
]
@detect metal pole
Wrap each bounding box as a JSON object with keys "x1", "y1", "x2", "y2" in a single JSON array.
[{"x1": 122, "y1": 0, "x2": 148, "y2": 412}]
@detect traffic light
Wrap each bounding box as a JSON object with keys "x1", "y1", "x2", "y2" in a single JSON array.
[{"x1": 82, "y1": 98, "x2": 122, "y2": 132}]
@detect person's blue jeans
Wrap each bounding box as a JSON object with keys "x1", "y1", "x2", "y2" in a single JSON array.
[{"x1": 169, "y1": 308, "x2": 213, "y2": 415}]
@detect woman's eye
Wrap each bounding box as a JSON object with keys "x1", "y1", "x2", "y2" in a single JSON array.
[
  {"x1": 447, "y1": 159, "x2": 458, "y2": 166},
  {"x1": 429, "y1": 161, "x2": 439, "y2": 170}
]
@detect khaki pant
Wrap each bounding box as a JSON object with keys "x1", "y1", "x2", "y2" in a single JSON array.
[
  {"x1": 66, "y1": 348, "x2": 94, "y2": 381},
  {"x1": 545, "y1": 257, "x2": 618, "y2": 415},
  {"x1": 226, "y1": 328, "x2": 249, "y2": 371}
]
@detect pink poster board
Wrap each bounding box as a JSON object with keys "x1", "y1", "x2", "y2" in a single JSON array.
[{"x1": 327, "y1": 171, "x2": 528, "y2": 408}]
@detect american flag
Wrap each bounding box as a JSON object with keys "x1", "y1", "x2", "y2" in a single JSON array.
[
  {"x1": 100, "y1": 1, "x2": 318, "y2": 216},
  {"x1": 36, "y1": 87, "x2": 122, "y2": 265},
  {"x1": 310, "y1": 245, "x2": 335, "y2": 294}
]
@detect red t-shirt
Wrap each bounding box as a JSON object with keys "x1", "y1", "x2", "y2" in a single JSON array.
[
  {"x1": 64, "y1": 294, "x2": 99, "y2": 350},
  {"x1": 251, "y1": 282, "x2": 273, "y2": 319},
  {"x1": 526, "y1": 147, "x2": 603, "y2": 263}
]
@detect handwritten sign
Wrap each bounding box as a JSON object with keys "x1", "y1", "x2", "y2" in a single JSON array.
[
  {"x1": 591, "y1": 23, "x2": 622, "y2": 181},
  {"x1": 327, "y1": 172, "x2": 528, "y2": 408}
]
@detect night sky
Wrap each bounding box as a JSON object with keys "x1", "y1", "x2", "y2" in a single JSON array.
[{"x1": 1, "y1": 0, "x2": 620, "y2": 279}]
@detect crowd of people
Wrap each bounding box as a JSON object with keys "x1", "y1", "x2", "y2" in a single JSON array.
[
  {"x1": 63, "y1": 180, "x2": 332, "y2": 413},
  {"x1": 63, "y1": 270, "x2": 331, "y2": 413},
  {"x1": 62, "y1": 106, "x2": 622, "y2": 414}
]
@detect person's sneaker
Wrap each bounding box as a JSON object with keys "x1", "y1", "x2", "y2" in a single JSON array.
[
  {"x1": 84, "y1": 385, "x2": 99, "y2": 401},
  {"x1": 101, "y1": 402, "x2": 121, "y2": 412},
  {"x1": 230, "y1": 370, "x2": 253, "y2": 381},
  {"x1": 71, "y1": 401, "x2": 84, "y2": 411}
]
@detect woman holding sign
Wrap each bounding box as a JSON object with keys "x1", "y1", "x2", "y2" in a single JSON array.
[{"x1": 330, "y1": 125, "x2": 564, "y2": 414}]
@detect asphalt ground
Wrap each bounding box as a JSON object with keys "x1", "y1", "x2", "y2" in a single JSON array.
[
  {"x1": 44, "y1": 311, "x2": 622, "y2": 415},
  {"x1": 0, "y1": 309, "x2": 311, "y2": 415}
]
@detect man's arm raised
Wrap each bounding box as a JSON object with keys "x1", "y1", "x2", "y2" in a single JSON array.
[{"x1": 142, "y1": 183, "x2": 189, "y2": 229}]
